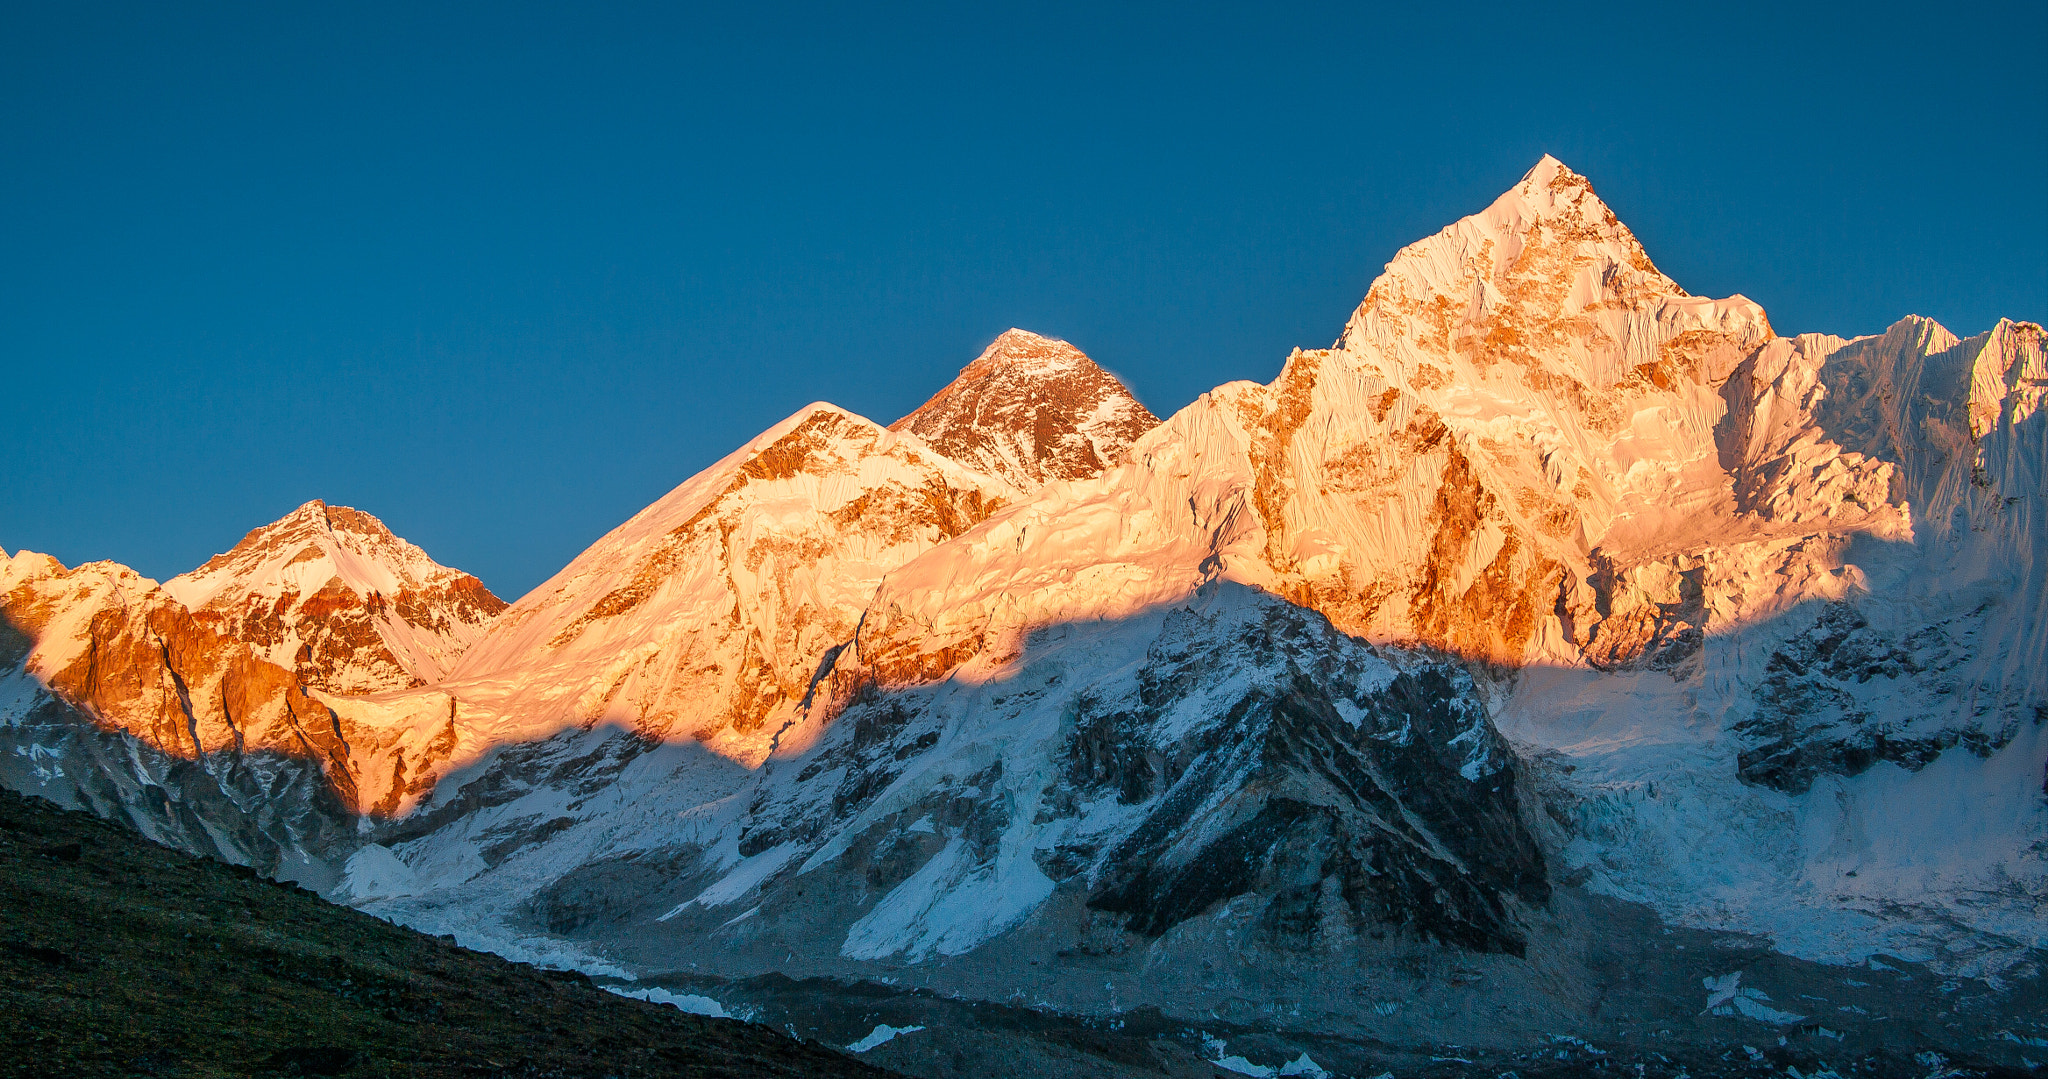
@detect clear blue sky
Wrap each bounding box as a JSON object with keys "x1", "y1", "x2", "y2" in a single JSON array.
[{"x1": 5, "y1": 2, "x2": 2044, "y2": 599}]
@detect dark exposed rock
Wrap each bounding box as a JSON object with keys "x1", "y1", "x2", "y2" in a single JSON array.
[
  {"x1": 1079, "y1": 656, "x2": 1548, "y2": 954},
  {"x1": 1732, "y1": 600, "x2": 2018, "y2": 793},
  {"x1": 889, "y1": 328, "x2": 1160, "y2": 490}
]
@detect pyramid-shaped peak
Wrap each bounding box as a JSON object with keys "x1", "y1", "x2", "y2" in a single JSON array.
[
  {"x1": 892, "y1": 330, "x2": 1158, "y2": 490},
  {"x1": 230, "y1": 500, "x2": 404, "y2": 555},
  {"x1": 1523, "y1": 153, "x2": 1581, "y2": 190},
  {"x1": 1334, "y1": 155, "x2": 1774, "y2": 392},
  {"x1": 168, "y1": 499, "x2": 465, "y2": 610},
  {"x1": 267, "y1": 497, "x2": 330, "y2": 527},
  {"x1": 958, "y1": 329, "x2": 1096, "y2": 379},
  {"x1": 163, "y1": 498, "x2": 504, "y2": 692},
  {"x1": 1353, "y1": 153, "x2": 1693, "y2": 313},
  {"x1": 1482, "y1": 154, "x2": 1622, "y2": 232},
  {"x1": 277, "y1": 499, "x2": 393, "y2": 536}
]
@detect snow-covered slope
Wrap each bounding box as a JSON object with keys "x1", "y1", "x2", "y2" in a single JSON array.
[
  {"x1": 1497, "y1": 313, "x2": 2047, "y2": 978},
  {"x1": 433, "y1": 402, "x2": 1017, "y2": 769},
  {"x1": 852, "y1": 155, "x2": 1778, "y2": 682},
  {"x1": 889, "y1": 328, "x2": 1160, "y2": 491},
  {"x1": 361, "y1": 584, "x2": 1564, "y2": 1041},
  {"x1": 164, "y1": 500, "x2": 506, "y2": 694}
]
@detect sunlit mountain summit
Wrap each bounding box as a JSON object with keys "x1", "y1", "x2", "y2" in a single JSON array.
[{"x1": 3, "y1": 157, "x2": 2042, "y2": 1075}]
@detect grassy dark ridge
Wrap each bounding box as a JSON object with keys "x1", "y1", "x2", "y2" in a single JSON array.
[{"x1": 0, "y1": 787, "x2": 899, "y2": 1079}]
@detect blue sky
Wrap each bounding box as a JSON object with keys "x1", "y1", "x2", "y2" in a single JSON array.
[{"x1": 5, "y1": 2, "x2": 2044, "y2": 598}]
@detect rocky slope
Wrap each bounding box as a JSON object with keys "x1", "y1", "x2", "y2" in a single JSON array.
[
  {"x1": 0, "y1": 785, "x2": 897, "y2": 1079},
  {"x1": 0, "y1": 502, "x2": 507, "y2": 879}
]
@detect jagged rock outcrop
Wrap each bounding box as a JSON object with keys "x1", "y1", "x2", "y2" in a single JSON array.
[{"x1": 890, "y1": 329, "x2": 1160, "y2": 491}]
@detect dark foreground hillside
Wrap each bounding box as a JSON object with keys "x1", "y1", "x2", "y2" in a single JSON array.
[{"x1": 0, "y1": 787, "x2": 897, "y2": 1079}]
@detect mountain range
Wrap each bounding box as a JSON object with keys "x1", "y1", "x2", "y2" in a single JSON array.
[{"x1": 4, "y1": 156, "x2": 2042, "y2": 1073}]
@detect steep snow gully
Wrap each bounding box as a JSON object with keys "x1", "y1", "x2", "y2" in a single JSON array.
[{"x1": 2, "y1": 157, "x2": 2043, "y2": 1068}]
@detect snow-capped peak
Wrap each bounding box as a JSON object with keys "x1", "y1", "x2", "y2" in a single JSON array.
[
  {"x1": 1337, "y1": 156, "x2": 1770, "y2": 375},
  {"x1": 169, "y1": 500, "x2": 397, "y2": 608},
  {"x1": 4, "y1": 155, "x2": 2041, "y2": 1029},
  {"x1": 890, "y1": 329, "x2": 1160, "y2": 490},
  {"x1": 1490, "y1": 154, "x2": 1640, "y2": 246},
  {"x1": 164, "y1": 499, "x2": 504, "y2": 693},
  {"x1": 955, "y1": 328, "x2": 1093, "y2": 379}
]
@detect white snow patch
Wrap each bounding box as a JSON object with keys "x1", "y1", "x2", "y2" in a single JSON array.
[
  {"x1": 1702, "y1": 971, "x2": 1745, "y2": 1011},
  {"x1": 847, "y1": 1023, "x2": 925, "y2": 1052},
  {"x1": 1279, "y1": 1053, "x2": 1333, "y2": 1078},
  {"x1": 840, "y1": 836, "x2": 1056, "y2": 960},
  {"x1": 662, "y1": 841, "x2": 798, "y2": 918},
  {"x1": 1728, "y1": 994, "x2": 1804, "y2": 1025},
  {"x1": 338, "y1": 844, "x2": 421, "y2": 902},
  {"x1": 605, "y1": 985, "x2": 729, "y2": 1018}
]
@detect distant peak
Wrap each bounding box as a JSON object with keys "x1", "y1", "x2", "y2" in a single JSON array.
[
  {"x1": 901, "y1": 331, "x2": 1116, "y2": 422},
  {"x1": 267, "y1": 499, "x2": 394, "y2": 541},
  {"x1": 1494, "y1": 154, "x2": 1612, "y2": 225},
  {"x1": 1521, "y1": 153, "x2": 1578, "y2": 187},
  {"x1": 956, "y1": 329, "x2": 1093, "y2": 380},
  {"x1": 890, "y1": 330, "x2": 1159, "y2": 489}
]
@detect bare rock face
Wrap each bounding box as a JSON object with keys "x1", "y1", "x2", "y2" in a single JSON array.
[
  {"x1": 494, "y1": 586, "x2": 1550, "y2": 1002},
  {"x1": 890, "y1": 329, "x2": 1160, "y2": 491},
  {"x1": 165, "y1": 500, "x2": 506, "y2": 695},
  {"x1": 0, "y1": 552, "x2": 361, "y2": 876},
  {"x1": 0, "y1": 502, "x2": 505, "y2": 876},
  {"x1": 1, "y1": 554, "x2": 348, "y2": 775}
]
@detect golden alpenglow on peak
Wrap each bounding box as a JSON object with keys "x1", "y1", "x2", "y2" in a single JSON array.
[
  {"x1": 3, "y1": 156, "x2": 2042, "y2": 1079},
  {"x1": 892, "y1": 328, "x2": 1161, "y2": 490},
  {"x1": 163, "y1": 500, "x2": 505, "y2": 693}
]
